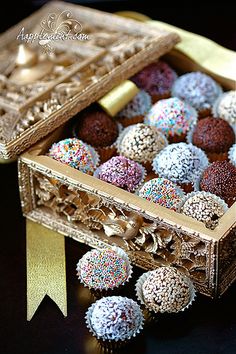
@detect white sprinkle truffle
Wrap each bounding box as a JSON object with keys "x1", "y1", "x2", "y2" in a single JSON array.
[
  {"x1": 213, "y1": 90, "x2": 236, "y2": 128},
  {"x1": 117, "y1": 123, "x2": 168, "y2": 163},
  {"x1": 86, "y1": 296, "x2": 144, "y2": 341},
  {"x1": 180, "y1": 191, "x2": 228, "y2": 229},
  {"x1": 153, "y1": 142, "x2": 209, "y2": 185},
  {"x1": 141, "y1": 267, "x2": 194, "y2": 313},
  {"x1": 172, "y1": 72, "x2": 222, "y2": 112}
]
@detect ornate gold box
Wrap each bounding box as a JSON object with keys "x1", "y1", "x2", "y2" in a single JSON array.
[
  {"x1": 19, "y1": 127, "x2": 236, "y2": 300},
  {"x1": 2, "y1": 2, "x2": 234, "y2": 298},
  {"x1": 0, "y1": 1, "x2": 178, "y2": 160}
]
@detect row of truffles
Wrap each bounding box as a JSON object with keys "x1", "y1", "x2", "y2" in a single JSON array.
[
  {"x1": 47, "y1": 60, "x2": 236, "y2": 229},
  {"x1": 76, "y1": 247, "x2": 195, "y2": 346}
]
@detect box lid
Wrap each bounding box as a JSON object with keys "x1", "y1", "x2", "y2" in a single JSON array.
[{"x1": 0, "y1": 1, "x2": 179, "y2": 160}]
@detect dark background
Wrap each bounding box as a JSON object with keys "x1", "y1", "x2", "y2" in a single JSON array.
[{"x1": 1, "y1": 1, "x2": 236, "y2": 354}]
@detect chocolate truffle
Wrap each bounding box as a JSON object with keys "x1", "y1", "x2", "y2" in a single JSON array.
[
  {"x1": 200, "y1": 160, "x2": 236, "y2": 206},
  {"x1": 48, "y1": 138, "x2": 98, "y2": 174},
  {"x1": 191, "y1": 117, "x2": 235, "y2": 161},
  {"x1": 75, "y1": 110, "x2": 119, "y2": 148},
  {"x1": 94, "y1": 156, "x2": 145, "y2": 192},
  {"x1": 172, "y1": 72, "x2": 222, "y2": 116},
  {"x1": 117, "y1": 123, "x2": 168, "y2": 164},
  {"x1": 138, "y1": 267, "x2": 195, "y2": 313},
  {"x1": 138, "y1": 178, "x2": 185, "y2": 211},
  {"x1": 213, "y1": 90, "x2": 236, "y2": 129},
  {"x1": 86, "y1": 296, "x2": 144, "y2": 341},
  {"x1": 145, "y1": 97, "x2": 197, "y2": 142},
  {"x1": 153, "y1": 143, "x2": 209, "y2": 192},
  {"x1": 76, "y1": 248, "x2": 130, "y2": 290},
  {"x1": 117, "y1": 90, "x2": 152, "y2": 126},
  {"x1": 131, "y1": 61, "x2": 177, "y2": 102},
  {"x1": 180, "y1": 191, "x2": 228, "y2": 229}
]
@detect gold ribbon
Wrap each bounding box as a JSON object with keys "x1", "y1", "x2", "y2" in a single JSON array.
[
  {"x1": 26, "y1": 219, "x2": 67, "y2": 320},
  {"x1": 98, "y1": 80, "x2": 139, "y2": 117},
  {"x1": 116, "y1": 11, "x2": 236, "y2": 89}
]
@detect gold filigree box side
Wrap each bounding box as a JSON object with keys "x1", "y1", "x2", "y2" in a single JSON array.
[
  {"x1": 18, "y1": 129, "x2": 236, "y2": 298},
  {"x1": 0, "y1": 1, "x2": 179, "y2": 160}
]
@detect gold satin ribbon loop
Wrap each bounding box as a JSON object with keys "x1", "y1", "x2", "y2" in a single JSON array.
[
  {"x1": 26, "y1": 220, "x2": 67, "y2": 320},
  {"x1": 98, "y1": 80, "x2": 139, "y2": 116},
  {"x1": 116, "y1": 11, "x2": 236, "y2": 89},
  {"x1": 148, "y1": 20, "x2": 236, "y2": 87}
]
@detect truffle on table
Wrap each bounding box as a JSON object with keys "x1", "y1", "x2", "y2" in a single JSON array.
[
  {"x1": 86, "y1": 296, "x2": 144, "y2": 342},
  {"x1": 136, "y1": 267, "x2": 195, "y2": 313},
  {"x1": 76, "y1": 248, "x2": 131, "y2": 291}
]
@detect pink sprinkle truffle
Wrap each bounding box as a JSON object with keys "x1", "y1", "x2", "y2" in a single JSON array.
[{"x1": 94, "y1": 156, "x2": 145, "y2": 192}]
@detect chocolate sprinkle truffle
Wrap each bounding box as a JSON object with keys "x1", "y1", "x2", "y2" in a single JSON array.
[
  {"x1": 153, "y1": 143, "x2": 209, "y2": 190},
  {"x1": 191, "y1": 117, "x2": 235, "y2": 161},
  {"x1": 74, "y1": 110, "x2": 119, "y2": 147},
  {"x1": 77, "y1": 249, "x2": 129, "y2": 290},
  {"x1": 180, "y1": 191, "x2": 228, "y2": 229},
  {"x1": 172, "y1": 72, "x2": 222, "y2": 116},
  {"x1": 48, "y1": 138, "x2": 98, "y2": 174},
  {"x1": 131, "y1": 61, "x2": 177, "y2": 102},
  {"x1": 200, "y1": 160, "x2": 236, "y2": 206},
  {"x1": 145, "y1": 97, "x2": 197, "y2": 142},
  {"x1": 117, "y1": 123, "x2": 168, "y2": 164},
  {"x1": 94, "y1": 156, "x2": 145, "y2": 192},
  {"x1": 213, "y1": 90, "x2": 236, "y2": 128},
  {"x1": 86, "y1": 296, "x2": 144, "y2": 341},
  {"x1": 138, "y1": 178, "x2": 185, "y2": 210},
  {"x1": 139, "y1": 267, "x2": 195, "y2": 313}
]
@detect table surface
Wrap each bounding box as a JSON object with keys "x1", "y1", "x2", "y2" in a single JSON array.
[{"x1": 1, "y1": 2, "x2": 236, "y2": 354}]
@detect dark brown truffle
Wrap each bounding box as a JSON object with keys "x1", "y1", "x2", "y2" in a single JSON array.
[
  {"x1": 192, "y1": 117, "x2": 235, "y2": 154},
  {"x1": 131, "y1": 61, "x2": 177, "y2": 103},
  {"x1": 200, "y1": 161, "x2": 236, "y2": 206},
  {"x1": 75, "y1": 110, "x2": 119, "y2": 148}
]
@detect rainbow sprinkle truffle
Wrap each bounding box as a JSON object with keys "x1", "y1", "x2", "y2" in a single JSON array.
[
  {"x1": 144, "y1": 97, "x2": 197, "y2": 139},
  {"x1": 77, "y1": 249, "x2": 129, "y2": 290},
  {"x1": 138, "y1": 177, "x2": 185, "y2": 210},
  {"x1": 94, "y1": 155, "x2": 145, "y2": 192},
  {"x1": 172, "y1": 72, "x2": 222, "y2": 114},
  {"x1": 153, "y1": 143, "x2": 209, "y2": 187},
  {"x1": 48, "y1": 138, "x2": 98, "y2": 174}
]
